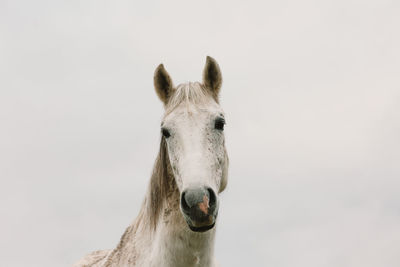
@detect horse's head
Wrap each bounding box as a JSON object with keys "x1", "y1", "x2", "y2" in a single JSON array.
[{"x1": 154, "y1": 56, "x2": 228, "y2": 232}]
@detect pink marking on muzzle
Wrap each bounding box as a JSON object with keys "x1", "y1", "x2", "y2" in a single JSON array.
[{"x1": 198, "y1": 195, "x2": 210, "y2": 214}]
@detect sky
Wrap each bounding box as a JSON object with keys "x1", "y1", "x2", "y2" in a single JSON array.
[{"x1": 1, "y1": 0, "x2": 400, "y2": 266}]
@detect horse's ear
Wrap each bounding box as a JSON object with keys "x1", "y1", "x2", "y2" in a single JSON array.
[
  {"x1": 202, "y1": 56, "x2": 222, "y2": 100},
  {"x1": 154, "y1": 64, "x2": 174, "y2": 105}
]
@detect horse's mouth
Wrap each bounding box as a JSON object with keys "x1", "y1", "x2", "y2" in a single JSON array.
[
  {"x1": 188, "y1": 222, "x2": 215, "y2": 232},
  {"x1": 184, "y1": 214, "x2": 216, "y2": 233}
]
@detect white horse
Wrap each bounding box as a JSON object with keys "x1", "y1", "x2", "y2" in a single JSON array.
[{"x1": 74, "y1": 56, "x2": 229, "y2": 267}]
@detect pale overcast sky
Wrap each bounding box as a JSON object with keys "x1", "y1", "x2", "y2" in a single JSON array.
[{"x1": 1, "y1": 0, "x2": 400, "y2": 266}]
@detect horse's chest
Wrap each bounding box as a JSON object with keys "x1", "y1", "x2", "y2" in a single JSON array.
[{"x1": 148, "y1": 236, "x2": 213, "y2": 267}]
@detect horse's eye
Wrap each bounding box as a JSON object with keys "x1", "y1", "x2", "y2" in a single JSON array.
[
  {"x1": 162, "y1": 128, "x2": 171, "y2": 138},
  {"x1": 214, "y1": 118, "x2": 225, "y2": 131}
]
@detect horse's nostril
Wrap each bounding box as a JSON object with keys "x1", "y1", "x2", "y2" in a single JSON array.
[
  {"x1": 206, "y1": 187, "x2": 217, "y2": 208},
  {"x1": 181, "y1": 191, "x2": 190, "y2": 211}
]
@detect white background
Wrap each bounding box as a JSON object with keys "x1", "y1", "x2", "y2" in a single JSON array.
[{"x1": 1, "y1": 0, "x2": 399, "y2": 266}]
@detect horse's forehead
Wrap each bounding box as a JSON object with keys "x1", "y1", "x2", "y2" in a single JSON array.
[{"x1": 164, "y1": 103, "x2": 222, "y2": 123}]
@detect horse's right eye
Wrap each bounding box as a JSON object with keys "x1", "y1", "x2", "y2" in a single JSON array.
[{"x1": 162, "y1": 128, "x2": 171, "y2": 138}]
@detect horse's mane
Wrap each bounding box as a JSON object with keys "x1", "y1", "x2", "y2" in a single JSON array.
[{"x1": 147, "y1": 137, "x2": 174, "y2": 229}]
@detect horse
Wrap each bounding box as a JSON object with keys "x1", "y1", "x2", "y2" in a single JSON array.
[{"x1": 73, "y1": 56, "x2": 229, "y2": 267}]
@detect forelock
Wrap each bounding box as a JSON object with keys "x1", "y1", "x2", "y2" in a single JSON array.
[{"x1": 165, "y1": 82, "x2": 213, "y2": 113}]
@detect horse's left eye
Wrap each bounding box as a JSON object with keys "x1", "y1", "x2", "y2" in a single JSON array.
[{"x1": 214, "y1": 118, "x2": 225, "y2": 130}]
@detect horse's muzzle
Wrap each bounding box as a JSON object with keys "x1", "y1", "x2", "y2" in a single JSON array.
[{"x1": 180, "y1": 186, "x2": 218, "y2": 232}]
